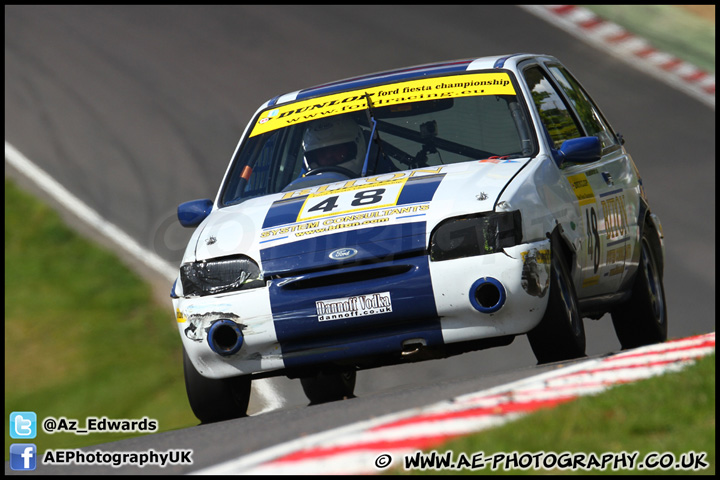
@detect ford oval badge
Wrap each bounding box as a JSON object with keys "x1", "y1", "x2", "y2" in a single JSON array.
[{"x1": 329, "y1": 248, "x2": 358, "y2": 260}]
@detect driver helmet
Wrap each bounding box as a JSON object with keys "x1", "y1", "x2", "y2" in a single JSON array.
[{"x1": 302, "y1": 115, "x2": 366, "y2": 175}]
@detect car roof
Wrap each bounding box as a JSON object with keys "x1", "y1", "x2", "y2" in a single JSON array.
[{"x1": 266, "y1": 53, "x2": 549, "y2": 108}]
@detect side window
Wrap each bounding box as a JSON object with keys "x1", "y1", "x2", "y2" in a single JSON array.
[
  {"x1": 547, "y1": 65, "x2": 618, "y2": 149},
  {"x1": 523, "y1": 66, "x2": 582, "y2": 149}
]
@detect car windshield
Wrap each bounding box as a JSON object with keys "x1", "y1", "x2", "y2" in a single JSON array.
[{"x1": 220, "y1": 71, "x2": 535, "y2": 206}]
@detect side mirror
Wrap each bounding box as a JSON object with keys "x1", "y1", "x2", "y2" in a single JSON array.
[
  {"x1": 557, "y1": 136, "x2": 601, "y2": 165},
  {"x1": 177, "y1": 199, "x2": 213, "y2": 228}
]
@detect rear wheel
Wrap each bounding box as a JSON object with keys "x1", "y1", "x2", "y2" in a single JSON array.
[
  {"x1": 300, "y1": 371, "x2": 357, "y2": 405},
  {"x1": 183, "y1": 348, "x2": 251, "y2": 424},
  {"x1": 527, "y1": 240, "x2": 586, "y2": 364},
  {"x1": 611, "y1": 231, "x2": 667, "y2": 349}
]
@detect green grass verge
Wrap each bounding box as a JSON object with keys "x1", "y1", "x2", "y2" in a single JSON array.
[
  {"x1": 5, "y1": 178, "x2": 197, "y2": 460},
  {"x1": 584, "y1": 5, "x2": 715, "y2": 74},
  {"x1": 390, "y1": 353, "x2": 714, "y2": 475}
]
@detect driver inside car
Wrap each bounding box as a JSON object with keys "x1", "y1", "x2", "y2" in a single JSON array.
[{"x1": 302, "y1": 115, "x2": 367, "y2": 177}]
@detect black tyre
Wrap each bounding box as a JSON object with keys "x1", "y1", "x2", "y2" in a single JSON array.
[
  {"x1": 527, "y1": 241, "x2": 586, "y2": 364},
  {"x1": 611, "y1": 231, "x2": 667, "y2": 349},
  {"x1": 300, "y1": 371, "x2": 357, "y2": 405},
  {"x1": 183, "y1": 348, "x2": 251, "y2": 424}
]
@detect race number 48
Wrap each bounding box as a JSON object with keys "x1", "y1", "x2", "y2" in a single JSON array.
[
  {"x1": 585, "y1": 206, "x2": 600, "y2": 274},
  {"x1": 307, "y1": 189, "x2": 386, "y2": 213},
  {"x1": 298, "y1": 182, "x2": 404, "y2": 221}
]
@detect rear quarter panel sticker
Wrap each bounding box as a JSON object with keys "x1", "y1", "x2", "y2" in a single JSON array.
[{"x1": 599, "y1": 190, "x2": 630, "y2": 241}]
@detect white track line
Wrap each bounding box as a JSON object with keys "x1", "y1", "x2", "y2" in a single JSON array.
[
  {"x1": 4, "y1": 140, "x2": 285, "y2": 415},
  {"x1": 5, "y1": 141, "x2": 178, "y2": 280}
]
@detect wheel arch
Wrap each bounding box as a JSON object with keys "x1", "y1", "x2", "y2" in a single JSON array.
[
  {"x1": 641, "y1": 210, "x2": 665, "y2": 278},
  {"x1": 548, "y1": 223, "x2": 575, "y2": 270}
]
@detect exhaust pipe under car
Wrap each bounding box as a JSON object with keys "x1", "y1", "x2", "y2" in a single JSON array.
[
  {"x1": 207, "y1": 319, "x2": 244, "y2": 356},
  {"x1": 469, "y1": 277, "x2": 506, "y2": 313}
]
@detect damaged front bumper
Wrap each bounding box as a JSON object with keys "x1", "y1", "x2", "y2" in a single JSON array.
[{"x1": 173, "y1": 238, "x2": 551, "y2": 380}]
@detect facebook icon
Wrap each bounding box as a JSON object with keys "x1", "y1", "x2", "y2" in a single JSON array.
[{"x1": 10, "y1": 444, "x2": 37, "y2": 471}]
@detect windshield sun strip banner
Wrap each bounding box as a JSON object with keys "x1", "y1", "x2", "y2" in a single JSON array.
[{"x1": 250, "y1": 72, "x2": 515, "y2": 137}]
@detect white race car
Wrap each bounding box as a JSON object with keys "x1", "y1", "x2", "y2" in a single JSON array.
[{"x1": 172, "y1": 53, "x2": 667, "y2": 423}]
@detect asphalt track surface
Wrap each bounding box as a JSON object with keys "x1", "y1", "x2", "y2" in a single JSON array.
[{"x1": 5, "y1": 5, "x2": 715, "y2": 474}]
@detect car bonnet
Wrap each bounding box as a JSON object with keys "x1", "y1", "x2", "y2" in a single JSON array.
[{"x1": 186, "y1": 159, "x2": 528, "y2": 274}]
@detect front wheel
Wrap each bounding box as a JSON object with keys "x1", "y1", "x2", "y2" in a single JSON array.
[
  {"x1": 300, "y1": 371, "x2": 357, "y2": 405},
  {"x1": 183, "y1": 348, "x2": 251, "y2": 424},
  {"x1": 611, "y1": 231, "x2": 667, "y2": 349},
  {"x1": 527, "y1": 243, "x2": 586, "y2": 364}
]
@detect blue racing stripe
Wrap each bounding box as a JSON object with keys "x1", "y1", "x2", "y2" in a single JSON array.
[
  {"x1": 281, "y1": 319, "x2": 443, "y2": 367},
  {"x1": 260, "y1": 222, "x2": 427, "y2": 276},
  {"x1": 397, "y1": 173, "x2": 445, "y2": 205},
  {"x1": 262, "y1": 195, "x2": 307, "y2": 229},
  {"x1": 269, "y1": 255, "x2": 441, "y2": 369}
]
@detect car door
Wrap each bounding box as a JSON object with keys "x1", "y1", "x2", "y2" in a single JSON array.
[
  {"x1": 521, "y1": 61, "x2": 638, "y2": 298},
  {"x1": 545, "y1": 62, "x2": 642, "y2": 296}
]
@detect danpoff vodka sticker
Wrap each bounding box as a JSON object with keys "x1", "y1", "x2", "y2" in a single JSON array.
[{"x1": 316, "y1": 292, "x2": 392, "y2": 321}]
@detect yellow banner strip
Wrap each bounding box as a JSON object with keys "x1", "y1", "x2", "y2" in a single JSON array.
[{"x1": 250, "y1": 72, "x2": 515, "y2": 137}]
